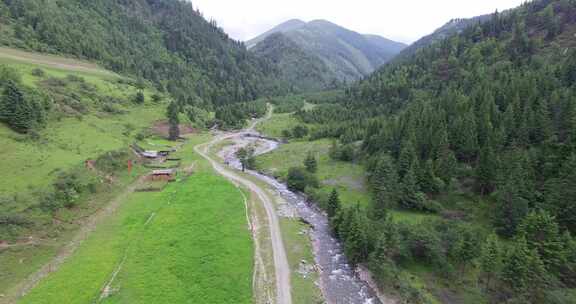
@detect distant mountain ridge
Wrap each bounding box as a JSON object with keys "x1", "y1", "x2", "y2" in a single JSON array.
[
  {"x1": 394, "y1": 14, "x2": 494, "y2": 62},
  {"x1": 248, "y1": 19, "x2": 407, "y2": 90}
]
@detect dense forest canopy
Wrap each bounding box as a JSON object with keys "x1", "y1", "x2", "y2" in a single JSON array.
[
  {"x1": 289, "y1": 0, "x2": 576, "y2": 302},
  {"x1": 0, "y1": 0, "x2": 289, "y2": 107}
]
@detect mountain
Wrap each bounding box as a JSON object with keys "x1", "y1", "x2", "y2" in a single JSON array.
[
  {"x1": 248, "y1": 19, "x2": 407, "y2": 89},
  {"x1": 395, "y1": 14, "x2": 493, "y2": 61},
  {"x1": 290, "y1": 0, "x2": 576, "y2": 302},
  {"x1": 0, "y1": 0, "x2": 288, "y2": 106},
  {"x1": 246, "y1": 19, "x2": 307, "y2": 49},
  {"x1": 251, "y1": 33, "x2": 336, "y2": 92},
  {"x1": 363, "y1": 34, "x2": 407, "y2": 54}
]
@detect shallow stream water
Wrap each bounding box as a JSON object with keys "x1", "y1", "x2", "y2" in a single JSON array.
[{"x1": 218, "y1": 132, "x2": 382, "y2": 304}]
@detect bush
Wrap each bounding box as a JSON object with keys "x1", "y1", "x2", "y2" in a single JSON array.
[
  {"x1": 39, "y1": 192, "x2": 63, "y2": 213},
  {"x1": 0, "y1": 213, "x2": 32, "y2": 241},
  {"x1": 287, "y1": 167, "x2": 318, "y2": 192},
  {"x1": 292, "y1": 125, "x2": 309, "y2": 139},
  {"x1": 151, "y1": 94, "x2": 163, "y2": 103},
  {"x1": 31, "y1": 68, "x2": 45, "y2": 77},
  {"x1": 43, "y1": 77, "x2": 67, "y2": 87},
  {"x1": 94, "y1": 150, "x2": 130, "y2": 173},
  {"x1": 101, "y1": 103, "x2": 126, "y2": 114},
  {"x1": 66, "y1": 74, "x2": 85, "y2": 83},
  {"x1": 134, "y1": 91, "x2": 145, "y2": 104}
]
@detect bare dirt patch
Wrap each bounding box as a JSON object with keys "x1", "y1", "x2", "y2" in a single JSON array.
[{"x1": 151, "y1": 120, "x2": 196, "y2": 138}]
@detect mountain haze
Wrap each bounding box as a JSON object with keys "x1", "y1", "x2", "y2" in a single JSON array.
[{"x1": 248, "y1": 19, "x2": 407, "y2": 90}]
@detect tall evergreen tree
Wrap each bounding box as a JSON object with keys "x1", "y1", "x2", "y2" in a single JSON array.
[
  {"x1": 501, "y1": 237, "x2": 549, "y2": 301},
  {"x1": 326, "y1": 188, "x2": 341, "y2": 218},
  {"x1": 371, "y1": 156, "x2": 399, "y2": 217},
  {"x1": 479, "y1": 233, "x2": 503, "y2": 290},
  {"x1": 167, "y1": 101, "x2": 180, "y2": 141},
  {"x1": 517, "y1": 210, "x2": 565, "y2": 273},
  {"x1": 494, "y1": 171, "x2": 529, "y2": 238},
  {"x1": 0, "y1": 80, "x2": 42, "y2": 133},
  {"x1": 475, "y1": 146, "x2": 498, "y2": 195},
  {"x1": 304, "y1": 152, "x2": 318, "y2": 173}
]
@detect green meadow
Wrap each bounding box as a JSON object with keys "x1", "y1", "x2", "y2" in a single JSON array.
[
  {"x1": 0, "y1": 48, "x2": 166, "y2": 297},
  {"x1": 255, "y1": 112, "x2": 438, "y2": 224},
  {"x1": 19, "y1": 135, "x2": 254, "y2": 304}
]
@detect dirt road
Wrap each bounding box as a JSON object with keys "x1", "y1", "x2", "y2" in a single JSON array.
[
  {"x1": 0, "y1": 47, "x2": 115, "y2": 76},
  {"x1": 195, "y1": 114, "x2": 292, "y2": 304}
]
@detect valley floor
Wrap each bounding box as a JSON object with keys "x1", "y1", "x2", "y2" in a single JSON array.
[
  {"x1": 254, "y1": 108, "x2": 488, "y2": 303},
  {"x1": 14, "y1": 135, "x2": 255, "y2": 304}
]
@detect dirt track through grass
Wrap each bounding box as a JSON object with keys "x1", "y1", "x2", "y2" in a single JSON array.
[
  {"x1": 4, "y1": 176, "x2": 146, "y2": 304},
  {"x1": 0, "y1": 47, "x2": 114, "y2": 76},
  {"x1": 195, "y1": 109, "x2": 293, "y2": 304}
]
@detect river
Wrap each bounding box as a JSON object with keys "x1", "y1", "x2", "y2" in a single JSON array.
[{"x1": 217, "y1": 131, "x2": 383, "y2": 304}]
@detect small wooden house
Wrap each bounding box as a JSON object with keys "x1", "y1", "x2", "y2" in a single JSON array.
[
  {"x1": 142, "y1": 150, "x2": 159, "y2": 158},
  {"x1": 150, "y1": 169, "x2": 175, "y2": 181}
]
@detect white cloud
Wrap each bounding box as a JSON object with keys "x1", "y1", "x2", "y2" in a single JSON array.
[{"x1": 191, "y1": 0, "x2": 525, "y2": 43}]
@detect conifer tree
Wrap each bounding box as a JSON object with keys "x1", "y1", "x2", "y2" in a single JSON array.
[
  {"x1": 371, "y1": 156, "x2": 399, "y2": 217},
  {"x1": 344, "y1": 206, "x2": 371, "y2": 264},
  {"x1": 304, "y1": 152, "x2": 317, "y2": 173},
  {"x1": 326, "y1": 188, "x2": 341, "y2": 218},
  {"x1": 0, "y1": 80, "x2": 38, "y2": 133},
  {"x1": 435, "y1": 148, "x2": 457, "y2": 185},
  {"x1": 501, "y1": 237, "x2": 548, "y2": 300},
  {"x1": 494, "y1": 165, "x2": 529, "y2": 237},
  {"x1": 476, "y1": 146, "x2": 498, "y2": 194},
  {"x1": 167, "y1": 101, "x2": 180, "y2": 141},
  {"x1": 398, "y1": 140, "x2": 417, "y2": 178},
  {"x1": 418, "y1": 159, "x2": 439, "y2": 194},
  {"x1": 479, "y1": 233, "x2": 503, "y2": 290},
  {"x1": 517, "y1": 210, "x2": 565, "y2": 273}
]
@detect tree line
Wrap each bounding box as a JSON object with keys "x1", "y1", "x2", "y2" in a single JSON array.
[{"x1": 284, "y1": 0, "x2": 576, "y2": 302}]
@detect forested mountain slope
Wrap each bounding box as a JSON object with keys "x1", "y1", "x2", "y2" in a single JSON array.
[
  {"x1": 291, "y1": 0, "x2": 576, "y2": 302},
  {"x1": 248, "y1": 19, "x2": 407, "y2": 87},
  {"x1": 251, "y1": 33, "x2": 338, "y2": 92},
  {"x1": 0, "y1": 0, "x2": 287, "y2": 107},
  {"x1": 395, "y1": 14, "x2": 493, "y2": 61}
]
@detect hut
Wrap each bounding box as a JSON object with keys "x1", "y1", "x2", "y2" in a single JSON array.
[
  {"x1": 150, "y1": 169, "x2": 175, "y2": 181},
  {"x1": 142, "y1": 150, "x2": 159, "y2": 159}
]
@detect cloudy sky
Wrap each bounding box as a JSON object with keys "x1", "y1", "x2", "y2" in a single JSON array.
[{"x1": 192, "y1": 0, "x2": 526, "y2": 43}]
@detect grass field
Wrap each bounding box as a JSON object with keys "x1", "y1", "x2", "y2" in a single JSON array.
[
  {"x1": 19, "y1": 135, "x2": 254, "y2": 304},
  {"x1": 0, "y1": 47, "x2": 165, "y2": 196},
  {"x1": 0, "y1": 48, "x2": 169, "y2": 299},
  {"x1": 255, "y1": 139, "x2": 371, "y2": 205},
  {"x1": 208, "y1": 138, "x2": 323, "y2": 304},
  {"x1": 256, "y1": 112, "x2": 300, "y2": 139}
]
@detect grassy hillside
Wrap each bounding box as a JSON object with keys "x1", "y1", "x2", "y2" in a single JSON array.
[
  {"x1": 0, "y1": 0, "x2": 287, "y2": 106},
  {"x1": 0, "y1": 48, "x2": 164, "y2": 195},
  {"x1": 0, "y1": 48, "x2": 173, "y2": 298}
]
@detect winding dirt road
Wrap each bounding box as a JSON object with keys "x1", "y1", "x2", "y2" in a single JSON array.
[{"x1": 194, "y1": 114, "x2": 292, "y2": 304}]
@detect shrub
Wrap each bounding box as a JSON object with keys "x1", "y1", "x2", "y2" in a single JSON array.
[
  {"x1": 134, "y1": 91, "x2": 145, "y2": 104},
  {"x1": 31, "y1": 68, "x2": 45, "y2": 77},
  {"x1": 66, "y1": 74, "x2": 85, "y2": 83},
  {"x1": 287, "y1": 167, "x2": 318, "y2": 192},
  {"x1": 151, "y1": 94, "x2": 163, "y2": 103},
  {"x1": 292, "y1": 125, "x2": 309, "y2": 139},
  {"x1": 94, "y1": 150, "x2": 130, "y2": 173},
  {"x1": 43, "y1": 77, "x2": 67, "y2": 87}
]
